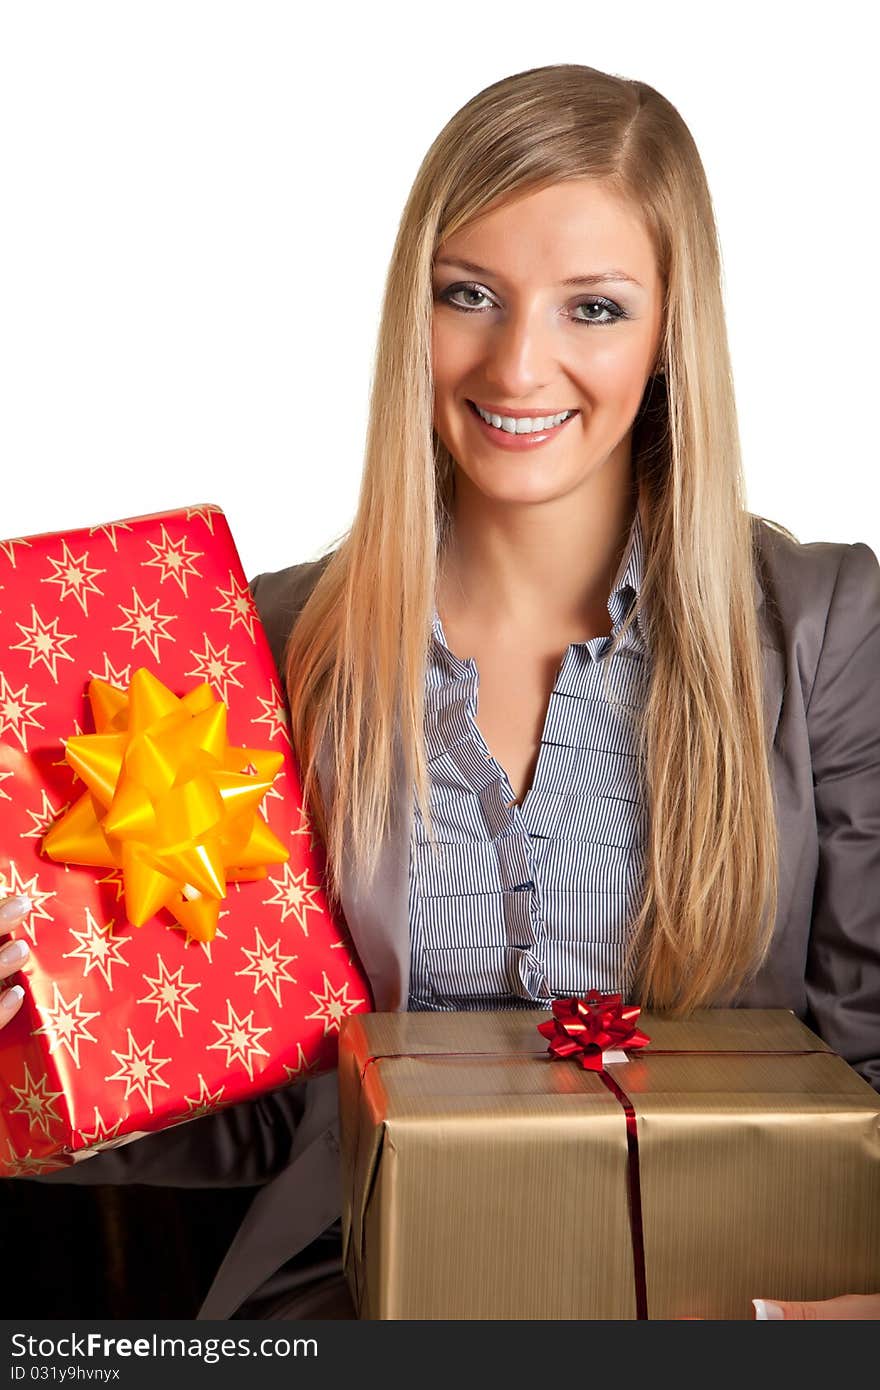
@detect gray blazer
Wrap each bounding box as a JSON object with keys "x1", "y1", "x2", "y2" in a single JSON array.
[{"x1": 33, "y1": 516, "x2": 880, "y2": 1319}]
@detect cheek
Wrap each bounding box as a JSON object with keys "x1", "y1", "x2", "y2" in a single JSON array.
[
  {"x1": 430, "y1": 319, "x2": 452, "y2": 388},
  {"x1": 429, "y1": 328, "x2": 456, "y2": 437},
  {"x1": 431, "y1": 319, "x2": 479, "y2": 393},
  {"x1": 579, "y1": 338, "x2": 652, "y2": 406}
]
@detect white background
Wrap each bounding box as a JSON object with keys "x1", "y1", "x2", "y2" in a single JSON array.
[{"x1": 1, "y1": 0, "x2": 876, "y2": 581}]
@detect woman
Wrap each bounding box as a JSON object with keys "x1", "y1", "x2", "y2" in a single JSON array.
[{"x1": 3, "y1": 63, "x2": 879, "y2": 1320}]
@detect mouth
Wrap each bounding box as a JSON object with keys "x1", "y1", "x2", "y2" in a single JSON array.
[
  {"x1": 467, "y1": 399, "x2": 579, "y2": 428},
  {"x1": 465, "y1": 398, "x2": 579, "y2": 449}
]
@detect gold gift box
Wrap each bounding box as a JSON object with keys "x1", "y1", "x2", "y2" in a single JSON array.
[{"x1": 337, "y1": 1008, "x2": 880, "y2": 1320}]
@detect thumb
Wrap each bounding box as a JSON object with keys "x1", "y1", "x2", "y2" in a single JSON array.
[
  {"x1": 753, "y1": 1299, "x2": 811, "y2": 1320},
  {"x1": 753, "y1": 1295, "x2": 875, "y2": 1320}
]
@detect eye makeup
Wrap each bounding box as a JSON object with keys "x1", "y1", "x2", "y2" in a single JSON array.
[{"x1": 435, "y1": 281, "x2": 629, "y2": 326}]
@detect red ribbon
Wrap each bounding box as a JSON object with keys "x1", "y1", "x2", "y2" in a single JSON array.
[
  {"x1": 537, "y1": 991, "x2": 651, "y2": 1318},
  {"x1": 536, "y1": 990, "x2": 652, "y2": 1070}
]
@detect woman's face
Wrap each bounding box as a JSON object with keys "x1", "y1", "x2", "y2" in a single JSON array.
[{"x1": 431, "y1": 179, "x2": 664, "y2": 506}]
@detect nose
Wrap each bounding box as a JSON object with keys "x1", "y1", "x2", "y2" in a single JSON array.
[{"x1": 479, "y1": 305, "x2": 561, "y2": 399}]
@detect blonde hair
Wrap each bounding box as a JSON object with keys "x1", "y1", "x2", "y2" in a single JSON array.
[{"x1": 284, "y1": 63, "x2": 781, "y2": 1014}]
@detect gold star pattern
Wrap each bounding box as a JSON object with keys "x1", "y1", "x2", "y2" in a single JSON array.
[
  {"x1": 0, "y1": 861, "x2": 55, "y2": 947},
  {"x1": 0, "y1": 672, "x2": 46, "y2": 751},
  {"x1": 185, "y1": 505, "x2": 223, "y2": 535},
  {"x1": 263, "y1": 863, "x2": 324, "y2": 937},
  {"x1": 185, "y1": 634, "x2": 246, "y2": 704},
  {"x1": 51, "y1": 717, "x2": 83, "y2": 769},
  {"x1": 142, "y1": 526, "x2": 204, "y2": 597},
  {"x1": 2, "y1": 1139, "x2": 62, "y2": 1176},
  {"x1": 235, "y1": 926, "x2": 298, "y2": 1007},
  {"x1": 0, "y1": 769, "x2": 13, "y2": 803},
  {"x1": 212, "y1": 571, "x2": 258, "y2": 642},
  {"x1": 112, "y1": 587, "x2": 177, "y2": 661},
  {"x1": 8, "y1": 1062, "x2": 65, "y2": 1137},
  {"x1": 0, "y1": 536, "x2": 33, "y2": 567},
  {"x1": 62, "y1": 906, "x2": 130, "y2": 990},
  {"x1": 104, "y1": 1028, "x2": 172, "y2": 1113},
  {"x1": 330, "y1": 936, "x2": 359, "y2": 971},
  {"x1": 95, "y1": 869, "x2": 126, "y2": 902},
  {"x1": 76, "y1": 1106, "x2": 125, "y2": 1149},
  {"x1": 305, "y1": 971, "x2": 366, "y2": 1037},
  {"x1": 88, "y1": 519, "x2": 133, "y2": 552},
  {"x1": 32, "y1": 981, "x2": 101, "y2": 1067},
  {"x1": 136, "y1": 954, "x2": 201, "y2": 1038},
  {"x1": 253, "y1": 690, "x2": 292, "y2": 745},
  {"x1": 283, "y1": 1043, "x2": 321, "y2": 1084},
  {"x1": 10, "y1": 605, "x2": 77, "y2": 683},
  {"x1": 206, "y1": 1000, "x2": 272, "y2": 1082},
  {"x1": 89, "y1": 653, "x2": 132, "y2": 688},
  {"x1": 19, "y1": 788, "x2": 70, "y2": 841},
  {"x1": 183, "y1": 1073, "x2": 226, "y2": 1119},
  {"x1": 290, "y1": 803, "x2": 319, "y2": 851},
  {"x1": 40, "y1": 540, "x2": 106, "y2": 616}
]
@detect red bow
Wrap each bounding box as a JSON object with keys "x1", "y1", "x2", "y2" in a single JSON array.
[{"x1": 537, "y1": 991, "x2": 651, "y2": 1070}]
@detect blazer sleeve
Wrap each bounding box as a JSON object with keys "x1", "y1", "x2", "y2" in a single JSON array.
[
  {"x1": 23, "y1": 568, "x2": 321, "y2": 1188},
  {"x1": 27, "y1": 1081, "x2": 309, "y2": 1188},
  {"x1": 804, "y1": 540, "x2": 880, "y2": 1091}
]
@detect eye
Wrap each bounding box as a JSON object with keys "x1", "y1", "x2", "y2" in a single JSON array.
[
  {"x1": 436, "y1": 282, "x2": 627, "y2": 326},
  {"x1": 571, "y1": 297, "x2": 626, "y2": 326},
  {"x1": 437, "y1": 283, "x2": 495, "y2": 312}
]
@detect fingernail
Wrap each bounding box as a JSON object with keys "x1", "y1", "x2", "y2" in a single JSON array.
[
  {"x1": 1, "y1": 984, "x2": 25, "y2": 1009},
  {"x1": 753, "y1": 1299, "x2": 785, "y2": 1320},
  {"x1": 0, "y1": 895, "x2": 32, "y2": 922},
  {"x1": 0, "y1": 938, "x2": 29, "y2": 964}
]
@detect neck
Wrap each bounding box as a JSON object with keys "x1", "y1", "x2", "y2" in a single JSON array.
[{"x1": 437, "y1": 442, "x2": 640, "y2": 639}]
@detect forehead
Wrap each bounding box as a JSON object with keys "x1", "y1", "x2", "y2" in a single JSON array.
[{"x1": 436, "y1": 179, "x2": 658, "y2": 287}]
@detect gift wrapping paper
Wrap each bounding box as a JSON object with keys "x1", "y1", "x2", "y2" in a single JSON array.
[
  {"x1": 338, "y1": 1008, "x2": 880, "y2": 1320},
  {"x1": 0, "y1": 504, "x2": 372, "y2": 1175}
]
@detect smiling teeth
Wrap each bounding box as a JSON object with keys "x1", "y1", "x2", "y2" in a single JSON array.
[{"x1": 473, "y1": 403, "x2": 575, "y2": 433}]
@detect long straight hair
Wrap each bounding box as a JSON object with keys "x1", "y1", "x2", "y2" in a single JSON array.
[{"x1": 284, "y1": 64, "x2": 780, "y2": 1014}]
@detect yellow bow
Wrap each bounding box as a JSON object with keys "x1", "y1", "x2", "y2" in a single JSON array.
[{"x1": 42, "y1": 667, "x2": 290, "y2": 941}]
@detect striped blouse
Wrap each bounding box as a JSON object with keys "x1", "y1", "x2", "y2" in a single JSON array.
[{"x1": 407, "y1": 510, "x2": 650, "y2": 1011}]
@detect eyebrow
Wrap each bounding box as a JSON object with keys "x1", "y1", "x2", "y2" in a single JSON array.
[{"x1": 433, "y1": 256, "x2": 644, "y2": 289}]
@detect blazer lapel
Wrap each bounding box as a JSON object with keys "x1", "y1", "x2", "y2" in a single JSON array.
[
  {"x1": 762, "y1": 644, "x2": 785, "y2": 751},
  {"x1": 755, "y1": 570, "x2": 785, "y2": 750}
]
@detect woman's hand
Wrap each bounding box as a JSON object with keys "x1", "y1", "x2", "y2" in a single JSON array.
[
  {"x1": 753, "y1": 1294, "x2": 880, "y2": 1319},
  {"x1": 0, "y1": 893, "x2": 32, "y2": 1025}
]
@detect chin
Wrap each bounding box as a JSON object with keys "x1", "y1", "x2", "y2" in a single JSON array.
[{"x1": 458, "y1": 466, "x2": 574, "y2": 507}]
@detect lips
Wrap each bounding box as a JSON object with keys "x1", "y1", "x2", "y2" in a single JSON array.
[
  {"x1": 464, "y1": 398, "x2": 579, "y2": 451},
  {"x1": 467, "y1": 399, "x2": 578, "y2": 420}
]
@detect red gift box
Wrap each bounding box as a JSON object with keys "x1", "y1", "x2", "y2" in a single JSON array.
[{"x1": 0, "y1": 504, "x2": 372, "y2": 1176}]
